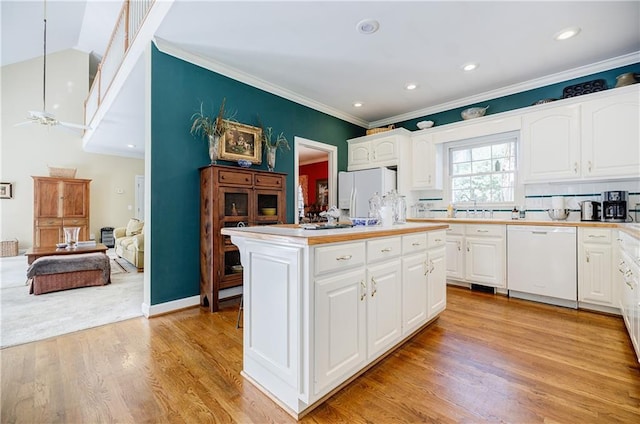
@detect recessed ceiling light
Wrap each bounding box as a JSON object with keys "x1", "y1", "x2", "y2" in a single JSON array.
[
  {"x1": 127, "y1": 144, "x2": 136, "y2": 148},
  {"x1": 356, "y1": 19, "x2": 379, "y2": 35},
  {"x1": 405, "y1": 83, "x2": 418, "y2": 90},
  {"x1": 554, "y1": 27, "x2": 581, "y2": 41},
  {"x1": 462, "y1": 63, "x2": 478, "y2": 72},
  {"x1": 353, "y1": 102, "x2": 363, "y2": 108}
]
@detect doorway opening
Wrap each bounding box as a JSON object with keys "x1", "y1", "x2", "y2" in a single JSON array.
[{"x1": 294, "y1": 137, "x2": 338, "y2": 224}]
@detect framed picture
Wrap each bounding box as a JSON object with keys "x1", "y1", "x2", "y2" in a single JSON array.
[
  {"x1": 0, "y1": 182, "x2": 13, "y2": 199},
  {"x1": 219, "y1": 121, "x2": 262, "y2": 164},
  {"x1": 316, "y1": 179, "x2": 328, "y2": 206}
]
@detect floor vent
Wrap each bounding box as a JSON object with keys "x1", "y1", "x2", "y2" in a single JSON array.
[{"x1": 471, "y1": 284, "x2": 496, "y2": 294}]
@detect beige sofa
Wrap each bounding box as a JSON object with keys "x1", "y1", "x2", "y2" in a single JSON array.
[{"x1": 114, "y1": 219, "x2": 144, "y2": 270}]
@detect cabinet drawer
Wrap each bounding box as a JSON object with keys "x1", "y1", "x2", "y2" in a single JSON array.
[
  {"x1": 445, "y1": 224, "x2": 465, "y2": 236},
  {"x1": 62, "y1": 218, "x2": 88, "y2": 227},
  {"x1": 402, "y1": 233, "x2": 428, "y2": 254},
  {"x1": 255, "y1": 174, "x2": 284, "y2": 188},
  {"x1": 35, "y1": 218, "x2": 63, "y2": 227},
  {"x1": 581, "y1": 228, "x2": 611, "y2": 243},
  {"x1": 218, "y1": 170, "x2": 253, "y2": 186},
  {"x1": 428, "y1": 231, "x2": 446, "y2": 248},
  {"x1": 315, "y1": 242, "x2": 366, "y2": 275},
  {"x1": 466, "y1": 224, "x2": 505, "y2": 238},
  {"x1": 367, "y1": 237, "x2": 402, "y2": 263}
]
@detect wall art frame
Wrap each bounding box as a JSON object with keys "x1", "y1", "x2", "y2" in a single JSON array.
[
  {"x1": 0, "y1": 182, "x2": 13, "y2": 199},
  {"x1": 219, "y1": 121, "x2": 262, "y2": 164}
]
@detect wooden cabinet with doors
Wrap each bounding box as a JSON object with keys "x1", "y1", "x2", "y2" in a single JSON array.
[
  {"x1": 32, "y1": 176, "x2": 91, "y2": 247},
  {"x1": 199, "y1": 165, "x2": 286, "y2": 312}
]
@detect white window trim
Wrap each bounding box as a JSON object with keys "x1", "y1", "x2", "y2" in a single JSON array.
[{"x1": 443, "y1": 131, "x2": 524, "y2": 208}]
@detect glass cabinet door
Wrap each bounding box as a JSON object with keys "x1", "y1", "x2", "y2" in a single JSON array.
[
  {"x1": 220, "y1": 188, "x2": 251, "y2": 220},
  {"x1": 255, "y1": 189, "x2": 283, "y2": 224}
]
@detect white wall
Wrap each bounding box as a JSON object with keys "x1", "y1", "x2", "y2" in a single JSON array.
[{"x1": 0, "y1": 49, "x2": 144, "y2": 250}]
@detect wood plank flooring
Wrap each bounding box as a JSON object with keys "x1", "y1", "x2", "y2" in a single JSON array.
[{"x1": 2, "y1": 286, "x2": 639, "y2": 423}]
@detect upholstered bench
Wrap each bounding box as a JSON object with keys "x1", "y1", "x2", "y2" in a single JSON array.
[{"x1": 27, "y1": 253, "x2": 111, "y2": 295}]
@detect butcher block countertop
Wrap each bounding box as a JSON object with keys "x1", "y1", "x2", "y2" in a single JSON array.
[
  {"x1": 221, "y1": 222, "x2": 449, "y2": 246},
  {"x1": 408, "y1": 218, "x2": 640, "y2": 238}
]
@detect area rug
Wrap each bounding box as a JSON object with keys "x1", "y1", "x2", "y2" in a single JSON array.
[{"x1": 0, "y1": 252, "x2": 144, "y2": 349}]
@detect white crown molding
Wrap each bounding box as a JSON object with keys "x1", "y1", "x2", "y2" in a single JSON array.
[
  {"x1": 370, "y1": 51, "x2": 640, "y2": 128},
  {"x1": 153, "y1": 37, "x2": 370, "y2": 129}
]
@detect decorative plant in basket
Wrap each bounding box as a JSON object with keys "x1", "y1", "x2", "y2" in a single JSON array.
[{"x1": 190, "y1": 98, "x2": 235, "y2": 164}]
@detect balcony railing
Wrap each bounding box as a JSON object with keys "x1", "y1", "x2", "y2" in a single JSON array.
[{"x1": 84, "y1": 0, "x2": 154, "y2": 128}]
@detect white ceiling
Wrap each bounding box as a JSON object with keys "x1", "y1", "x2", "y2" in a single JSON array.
[{"x1": 3, "y1": 0, "x2": 640, "y2": 158}]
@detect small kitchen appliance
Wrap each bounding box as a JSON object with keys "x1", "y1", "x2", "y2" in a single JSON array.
[
  {"x1": 580, "y1": 201, "x2": 601, "y2": 221},
  {"x1": 601, "y1": 191, "x2": 628, "y2": 222}
]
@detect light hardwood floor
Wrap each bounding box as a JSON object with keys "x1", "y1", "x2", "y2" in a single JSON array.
[{"x1": 2, "y1": 286, "x2": 639, "y2": 423}]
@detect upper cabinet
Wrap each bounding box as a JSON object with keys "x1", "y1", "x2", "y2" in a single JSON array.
[
  {"x1": 521, "y1": 104, "x2": 581, "y2": 182},
  {"x1": 411, "y1": 133, "x2": 442, "y2": 190},
  {"x1": 581, "y1": 90, "x2": 640, "y2": 179},
  {"x1": 347, "y1": 129, "x2": 410, "y2": 171},
  {"x1": 521, "y1": 85, "x2": 640, "y2": 183}
]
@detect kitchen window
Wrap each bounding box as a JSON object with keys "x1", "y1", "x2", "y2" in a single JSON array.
[{"x1": 448, "y1": 133, "x2": 518, "y2": 204}]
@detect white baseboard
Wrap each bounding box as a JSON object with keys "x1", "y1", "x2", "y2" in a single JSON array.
[{"x1": 141, "y1": 295, "x2": 200, "y2": 318}]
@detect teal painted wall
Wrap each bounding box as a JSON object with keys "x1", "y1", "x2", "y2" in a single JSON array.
[
  {"x1": 395, "y1": 63, "x2": 640, "y2": 130},
  {"x1": 150, "y1": 46, "x2": 363, "y2": 305}
]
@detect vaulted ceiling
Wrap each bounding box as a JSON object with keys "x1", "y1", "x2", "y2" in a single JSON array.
[{"x1": 3, "y1": 1, "x2": 639, "y2": 158}]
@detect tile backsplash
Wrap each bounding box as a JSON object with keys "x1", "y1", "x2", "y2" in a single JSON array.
[{"x1": 413, "y1": 179, "x2": 640, "y2": 221}]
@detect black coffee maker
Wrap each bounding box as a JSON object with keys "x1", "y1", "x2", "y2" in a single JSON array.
[{"x1": 601, "y1": 191, "x2": 628, "y2": 222}]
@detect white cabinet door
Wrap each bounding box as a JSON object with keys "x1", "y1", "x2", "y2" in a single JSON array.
[
  {"x1": 521, "y1": 104, "x2": 581, "y2": 182},
  {"x1": 411, "y1": 134, "x2": 440, "y2": 189},
  {"x1": 465, "y1": 236, "x2": 505, "y2": 288},
  {"x1": 445, "y1": 235, "x2": 465, "y2": 280},
  {"x1": 314, "y1": 268, "x2": 367, "y2": 395},
  {"x1": 428, "y1": 246, "x2": 447, "y2": 318},
  {"x1": 402, "y1": 252, "x2": 428, "y2": 336},
  {"x1": 348, "y1": 140, "x2": 371, "y2": 169},
  {"x1": 367, "y1": 259, "x2": 402, "y2": 360},
  {"x1": 581, "y1": 90, "x2": 640, "y2": 179},
  {"x1": 371, "y1": 137, "x2": 399, "y2": 164},
  {"x1": 579, "y1": 242, "x2": 614, "y2": 305}
]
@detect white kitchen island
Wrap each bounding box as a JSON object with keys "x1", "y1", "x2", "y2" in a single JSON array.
[{"x1": 221, "y1": 222, "x2": 448, "y2": 419}]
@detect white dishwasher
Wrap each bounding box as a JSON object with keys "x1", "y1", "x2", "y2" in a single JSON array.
[{"x1": 507, "y1": 226, "x2": 577, "y2": 308}]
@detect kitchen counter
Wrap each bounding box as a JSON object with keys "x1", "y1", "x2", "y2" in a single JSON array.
[
  {"x1": 223, "y1": 222, "x2": 447, "y2": 418},
  {"x1": 409, "y1": 218, "x2": 640, "y2": 238},
  {"x1": 221, "y1": 222, "x2": 449, "y2": 245}
]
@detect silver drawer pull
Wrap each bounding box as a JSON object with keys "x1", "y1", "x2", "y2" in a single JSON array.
[
  {"x1": 336, "y1": 255, "x2": 352, "y2": 261},
  {"x1": 411, "y1": 242, "x2": 421, "y2": 246},
  {"x1": 588, "y1": 235, "x2": 606, "y2": 238},
  {"x1": 381, "y1": 247, "x2": 393, "y2": 252},
  {"x1": 532, "y1": 231, "x2": 547, "y2": 235},
  {"x1": 434, "y1": 238, "x2": 442, "y2": 242},
  {"x1": 476, "y1": 229, "x2": 489, "y2": 233}
]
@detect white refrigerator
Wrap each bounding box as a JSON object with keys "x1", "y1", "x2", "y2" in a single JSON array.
[{"x1": 338, "y1": 168, "x2": 397, "y2": 217}]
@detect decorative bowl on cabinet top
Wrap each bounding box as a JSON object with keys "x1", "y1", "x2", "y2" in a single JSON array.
[
  {"x1": 417, "y1": 120, "x2": 434, "y2": 129},
  {"x1": 461, "y1": 106, "x2": 489, "y2": 120}
]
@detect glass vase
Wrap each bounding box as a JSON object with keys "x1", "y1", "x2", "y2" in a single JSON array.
[
  {"x1": 208, "y1": 134, "x2": 220, "y2": 164},
  {"x1": 63, "y1": 227, "x2": 80, "y2": 248},
  {"x1": 267, "y1": 146, "x2": 277, "y2": 171}
]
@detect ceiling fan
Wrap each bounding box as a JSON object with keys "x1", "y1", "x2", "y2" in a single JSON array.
[{"x1": 15, "y1": 0, "x2": 89, "y2": 132}]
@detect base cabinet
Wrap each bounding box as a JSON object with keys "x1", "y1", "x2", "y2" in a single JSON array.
[
  {"x1": 428, "y1": 246, "x2": 447, "y2": 318},
  {"x1": 229, "y1": 227, "x2": 446, "y2": 417},
  {"x1": 367, "y1": 259, "x2": 402, "y2": 360},
  {"x1": 578, "y1": 228, "x2": 616, "y2": 309},
  {"x1": 314, "y1": 268, "x2": 367, "y2": 395},
  {"x1": 445, "y1": 224, "x2": 506, "y2": 288},
  {"x1": 617, "y1": 230, "x2": 640, "y2": 363}
]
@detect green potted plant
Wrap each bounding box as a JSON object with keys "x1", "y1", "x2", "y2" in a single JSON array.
[
  {"x1": 190, "y1": 98, "x2": 233, "y2": 164},
  {"x1": 261, "y1": 127, "x2": 289, "y2": 171}
]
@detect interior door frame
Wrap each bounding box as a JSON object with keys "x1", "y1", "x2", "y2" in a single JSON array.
[{"x1": 294, "y1": 137, "x2": 338, "y2": 224}]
